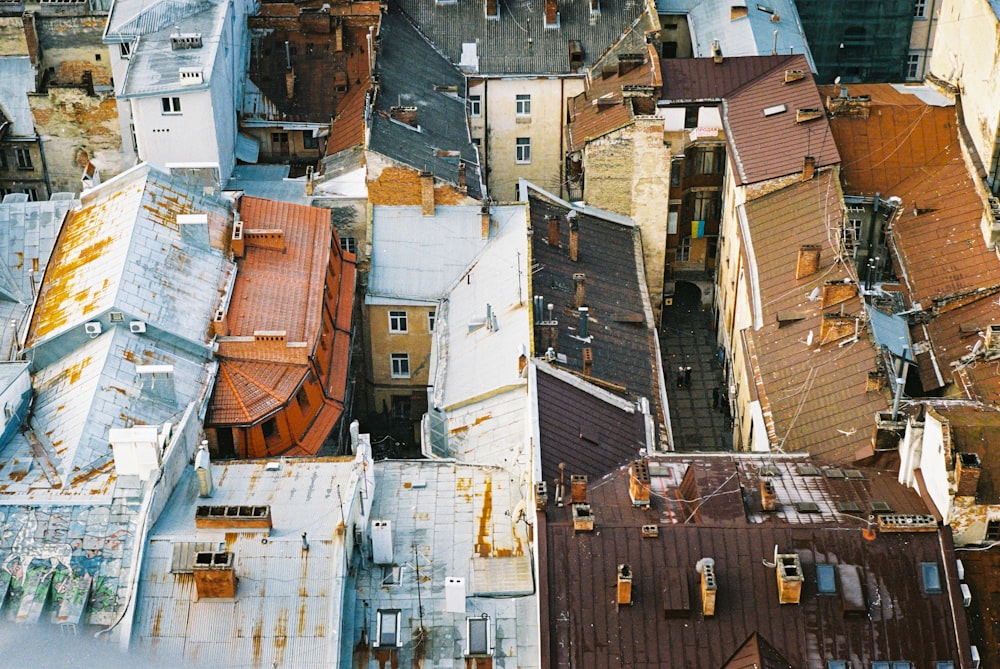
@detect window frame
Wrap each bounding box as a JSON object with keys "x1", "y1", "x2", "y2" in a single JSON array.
[
  {"x1": 302, "y1": 130, "x2": 319, "y2": 150},
  {"x1": 374, "y1": 609, "x2": 402, "y2": 648},
  {"x1": 465, "y1": 615, "x2": 494, "y2": 657},
  {"x1": 515, "y1": 94, "x2": 531, "y2": 116},
  {"x1": 428, "y1": 310, "x2": 436, "y2": 332},
  {"x1": 921, "y1": 562, "x2": 942, "y2": 594},
  {"x1": 913, "y1": 0, "x2": 926, "y2": 17},
  {"x1": 388, "y1": 310, "x2": 408, "y2": 334},
  {"x1": 816, "y1": 564, "x2": 837, "y2": 594},
  {"x1": 14, "y1": 148, "x2": 32, "y2": 170},
  {"x1": 469, "y1": 94, "x2": 482, "y2": 117},
  {"x1": 676, "y1": 237, "x2": 691, "y2": 262},
  {"x1": 986, "y1": 518, "x2": 1000, "y2": 541},
  {"x1": 390, "y1": 353, "x2": 410, "y2": 379},
  {"x1": 160, "y1": 96, "x2": 182, "y2": 114},
  {"x1": 119, "y1": 41, "x2": 132, "y2": 58},
  {"x1": 515, "y1": 137, "x2": 531, "y2": 164},
  {"x1": 340, "y1": 236, "x2": 357, "y2": 255}
]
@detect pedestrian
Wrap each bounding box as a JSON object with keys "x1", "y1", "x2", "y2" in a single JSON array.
[
  {"x1": 712, "y1": 386, "x2": 720, "y2": 409},
  {"x1": 684, "y1": 366, "x2": 692, "y2": 388},
  {"x1": 676, "y1": 366, "x2": 684, "y2": 388}
]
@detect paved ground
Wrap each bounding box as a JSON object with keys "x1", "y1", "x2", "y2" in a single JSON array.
[{"x1": 660, "y1": 281, "x2": 733, "y2": 452}]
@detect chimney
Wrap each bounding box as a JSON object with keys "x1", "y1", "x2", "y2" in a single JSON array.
[
  {"x1": 192, "y1": 551, "x2": 237, "y2": 599},
  {"x1": 617, "y1": 564, "x2": 633, "y2": 605},
  {"x1": 697, "y1": 558, "x2": 717, "y2": 617},
  {"x1": 535, "y1": 481, "x2": 548, "y2": 511},
  {"x1": 776, "y1": 553, "x2": 803, "y2": 604},
  {"x1": 195, "y1": 440, "x2": 214, "y2": 498},
  {"x1": 821, "y1": 279, "x2": 856, "y2": 308},
  {"x1": 711, "y1": 39, "x2": 723, "y2": 64},
  {"x1": 390, "y1": 106, "x2": 419, "y2": 128},
  {"x1": 305, "y1": 165, "x2": 315, "y2": 196},
  {"x1": 334, "y1": 20, "x2": 344, "y2": 52},
  {"x1": 570, "y1": 474, "x2": 588, "y2": 503},
  {"x1": 544, "y1": 0, "x2": 558, "y2": 28},
  {"x1": 231, "y1": 212, "x2": 244, "y2": 258},
  {"x1": 578, "y1": 307, "x2": 589, "y2": 338},
  {"x1": 285, "y1": 69, "x2": 296, "y2": 100},
  {"x1": 572, "y1": 502, "x2": 595, "y2": 531},
  {"x1": 796, "y1": 109, "x2": 823, "y2": 124},
  {"x1": 629, "y1": 460, "x2": 651, "y2": 507},
  {"x1": 802, "y1": 155, "x2": 816, "y2": 181},
  {"x1": 195, "y1": 505, "x2": 273, "y2": 530},
  {"x1": 481, "y1": 205, "x2": 491, "y2": 239},
  {"x1": 582, "y1": 346, "x2": 593, "y2": 376},
  {"x1": 795, "y1": 244, "x2": 821, "y2": 279},
  {"x1": 573, "y1": 272, "x2": 586, "y2": 308},
  {"x1": 955, "y1": 452, "x2": 982, "y2": 497},
  {"x1": 420, "y1": 170, "x2": 435, "y2": 216},
  {"x1": 819, "y1": 313, "x2": 857, "y2": 344},
  {"x1": 784, "y1": 69, "x2": 805, "y2": 83},
  {"x1": 617, "y1": 53, "x2": 644, "y2": 76},
  {"x1": 568, "y1": 212, "x2": 579, "y2": 261},
  {"x1": 459, "y1": 162, "x2": 468, "y2": 194},
  {"x1": 760, "y1": 477, "x2": 776, "y2": 511},
  {"x1": 212, "y1": 307, "x2": 229, "y2": 337},
  {"x1": 547, "y1": 215, "x2": 560, "y2": 246}
]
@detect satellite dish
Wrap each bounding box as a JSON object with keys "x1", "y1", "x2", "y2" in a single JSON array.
[{"x1": 834, "y1": 76, "x2": 841, "y2": 85}]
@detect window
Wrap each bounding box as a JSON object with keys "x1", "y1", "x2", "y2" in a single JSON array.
[
  {"x1": 389, "y1": 310, "x2": 408, "y2": 333},
  {"x1": 302, "y1": 130, "x2": 319, "y2": 149},
  {"x1": 676, "y1": 237, "x2": 691, "y2": 262},
  {"x1": 670, "y1": 160, "x2": 682, "y2": 187},
  {"x1": 271, "y1": 132, "x2": 289, "y2": 156},
  {"x1": 816, "y1": 564, "x2": 837, "y2": 594},
  {"x1": 261, "y1": 417, "x2": 279, "y2": 440},
  {"x1": 921, "y1": 562, "x2": 942, "y2": 594},
  {"x1": 428, "y1": 310, "x2": 436, "y2": 332},
  {"x1": 296, "y1": 386, "x2": 311, "y2": 411},
  {"x1": 936, "y1": 663, "x2": 955, "y2": 669},
  {"x1": 986, "y1": 519, "x2": 1000, "y2": 541},
  {"x1": 684, "y1": 106, "x2": 699, "y2": 128},
  {"x1": 390, "y1": 353, "x2": 410, "y2": 378},
  {"x1": 391, "y1": 395, "x2": 411, "y2": 420},
  {"x1": 109, "y1": 311, "x2": 125, "y2": 323},
  {"x1": 129, "y1": 122, "x2": 138, "y2": 152},
  {"x1": 15, "y1": 148, "x2": 32, "y2": 170},
  {"x1": 465, "y1": 616, "x2": 493, "y2": 656},
  {"x1": 827, "y1": 662, "x2": 848, "y2": 669},
  {"x1": 515, "y1": 137, "x2": 531, "y2": 164},
  {"x1": 906, "y1": 53, "x2": 921, "y2": 80},
  {"x1": 119, "y1": 42, "x2": 132, "y2": 58},
  {"x1": 515, "y1": 94, "x2": 531, "y2": 115},
  {"x1": 340, "y1": 236, "x2": 357, "y2": 255},
  {"x1": 161, "y1": 96, "x2": 181, "y2": 114},
  {"x1": 374, "y1": 609, "x2": 402, "y2": 648},
  {"x1": 843, "y1": 218, "x2": 862, "y2": 254},
  {"x1": 914, "y1": 0, "x2": 926, "y2": 17},
  {"x1": 837, "y1": 501, "x2": 863, "y2": 513},
  {"x1": 469, "y1": 94, "x2": 481, "y2": 117}
]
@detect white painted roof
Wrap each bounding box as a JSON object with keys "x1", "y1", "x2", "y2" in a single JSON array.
[{"x1": 0, "y1": 57, "x2": 36, "y2": 137}]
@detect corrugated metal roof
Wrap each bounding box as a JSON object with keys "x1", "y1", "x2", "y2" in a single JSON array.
[{"x1": 0, "y1": 57, "x2": 37, "y2": 137}]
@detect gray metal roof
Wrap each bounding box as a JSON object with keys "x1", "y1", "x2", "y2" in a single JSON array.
[
  {"x1": 391, "y1": 0, "x2": 651, "y2": 75},
  {"x1": 224, "y1": 164, "x2": 319, "y2": 205},
  {"x1": 341, "y1": 460, "x2": 540, "y2": 669},
  {"x1": 370, "y1": 9, "x2": 483, "y2": 198},
  {"x1": 0, "y1": 57, "x2": 38, "y2": 137},
  {"x1": 869, "y1": 307, "x2": 915, "y2": 362},
  {"x1": 105, "y1": 0, "x2": 227, "y2": 98},
  {"x1": 658, "y1": 0, "x2": 814, "y2": 71},
  {"x1": 367, "y1": 204, "x2": 524, "y2": 304}
]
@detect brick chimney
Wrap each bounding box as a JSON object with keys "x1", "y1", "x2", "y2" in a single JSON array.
[
  {"x1": 481, "y1": 205, "x2": 491, "y2": 239},
  {"x1": 711, "y1": 39, "x2": 723, "y2": 64},
  {"x1": 390, "y1": 106, "x2": 419, "y2": 128},
  {"x1": 795, "y1": 244, "x2": 821, "y2": 279},
  {"x1": 568, "y1": 212, "x2": 579, "y2": 261},
  {"x1": 572, "y1": 502, "x2": 594, "y2": 532},
  {"x1": 573, "y1": 272, "x2": 586, "y2": 308},
  {"x1": 547, "y1": 215, "x2": 560, "y2": 246},
  {"x1": 760, "y1": 478, "x2": 777, "y2": 511},
  {"x1": 534, "y1": 481, "x2": 548, "y2": 511},
  {"x1": 776, "y1": 553, "x2": 803, "y2": 604},
  {"x1": 697, "y1": 558, "x2": 717, "y2": 617},
  {"x1": 617, "y1": 564, "x2": 633, "y2": 605},
  {"x1": 420, "y1": 170, "x2": 435, "y2": 216},
  {"x1": 955, "y1": 452, "x2": 982, "y2": 497},
  {"x1": 802, "y1": 155, "x2": 816, "y2": 180},
  {"x1": 231, "y1": 213, "x2": 244, "y2": 258},
  {"x1": 193, "y1": 551, "x2": 237, "y2": 599},
  {"x1": 629, "y1": 460, "x2": 651, "y2": 507},
  {"x1": 544, "y1": 0, "x2": 558, "y2": 28},
  {"x1": 582, "y1": 346, "x2": 593, "y2": 376},
  {"x1": 820, "y1": 313, "x2": 857, "y2": 344},
  {"x1": 285, "y1": 69, "x2": 296, "y2": 100},
  {"x1": 821, "y1": 279, "x2": 856, "y2": 308},
  {"x1": 459, "y1": 161, "x2": 467, "y2": 193},
  {"x1": 570, "y1": 474, "x2": 588, "y2": 503}
]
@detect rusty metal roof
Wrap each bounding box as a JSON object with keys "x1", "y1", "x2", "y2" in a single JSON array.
[
  {"x1": 660, "y1": 55, "x2": 795, "y2": 102},
  {"x1": 742, "y1": 170, "x2": 887, "y2": 462},
  {"x1": 540, "y1": 454, "x2": 972, "y2": 668}
]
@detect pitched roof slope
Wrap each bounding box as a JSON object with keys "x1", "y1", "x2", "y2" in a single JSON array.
[
  {"x1": 721, "y1": 633, "x2": 794, "y2": 669},
  {"x1": 743, "y1": 170, "x2": 886, "y2": 461},
  {"x1": 369, "y1": 9, "x2": 482, "y2": 198},
  {"x1": 724, "y1": 54, "x2": 840, "y2": 185},
  {"x1": 660, "y1": 54, "x2": 794, "y2": 102}
]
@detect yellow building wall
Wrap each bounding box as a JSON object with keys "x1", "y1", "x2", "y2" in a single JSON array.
[{"x1": 367, "y1": 302, "x2": 437, "y2": 411}]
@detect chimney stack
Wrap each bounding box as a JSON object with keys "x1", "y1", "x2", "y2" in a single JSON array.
[
  {"x1": 617, "y1": 564, "x2": 633, "y2": 605},
  {"x1": 573, "y1": 272, "x2": 586, "y2": 308},
  {"x1": 570, "y1": 474, "x2": 588, "y2": 503},
  {"x1": 390, "y1": 105, "x2": 419, "y2": 128},
  {"x1": 535, "y1": 481, "x2": 548, "y2": 511},
  {"x1": 420, "y1": 170, "x2": 435, "y2": 216},
  {"x1": 459, "y1": 162, "x2": 468, "y2": 193},
  {"x1": 195, "y1": 440, "x2": 214, "y2": 498},
  {"x1": 547, "y1": 215, "x2": 560, "y2": 246},
  {"x1": 802, "y1": 155, "x2": 816, "y2": 181},
  {"x1": 193, "y1": 551, "x2": 237, "y2": 599},
  {"x1": 582, "y1": 346, "x2": 593, "y2": 376},
  {"x1": 481, "y1": 205, "x2": 491, "y2": 239},
  {"x1": 568, "y1": 212, "x2": 579, "y2": 261},
  {"x1": 795, "y1": 244, "x2": 821, "y2": 279},
  {"x1": 955, "y1": 452, "x2": 982, "y2": 497},
  {"x1": 711, "y1": 39, "x2": 723, "y2": 64},
  {"x1": 776, "y1": 553, "x2": 803, "y2": 604},
  {"x1": 572, "y1": 502, "x2": 595, "y2": 531},
  {"x1": 697, "y1": 558, "x2": 716, "y2": 617},
  {"x1": 760, "y1": 477, "x2": 776, "y2": 511},
  {"x1": 629, "y1": 460, "x2": 651, "y2": 507},
  {"x1": 285, "y1": 69, "x2": 296, "y2": 100}
]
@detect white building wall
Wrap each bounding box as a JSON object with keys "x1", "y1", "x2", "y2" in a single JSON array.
[{"x1": 131, "y1": 90, "x2": 220, "y2": 172}]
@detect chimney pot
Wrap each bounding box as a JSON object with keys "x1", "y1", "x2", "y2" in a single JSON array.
[
  {"x1": 570, "y1": 474, "x2": 588, "y2": 503},
  {"x1": 420, "y1": 170, "x2": 435, "y2": 216},
  {"x1": 568, "y1": 213, "x2": 579, "y2": 261},
  {"x1": 573, "y1": 272, "x2": 586, "y2": 308},
  {"x1": 956, "y1": 452, "x2": 982, "y2": 497},
  {"x1": 617, "y1": 564, "x2": 633, "y2": 605},
  {"x1": 795, "y1": 244, "x2": 821, "y2": 279},
  {"x1": 776, "y1": 553, "x2": 803, "y2": 604},
  {"x1": 572, "y1": 502, "x2": 595, "y2": 532},
  {"x1": 802, "y1": 155, "x2": 816, "y2": 180}
]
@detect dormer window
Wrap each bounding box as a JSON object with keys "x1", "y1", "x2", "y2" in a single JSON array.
[
  {"x1": 374, "y1": 609, "x2": 402, "y2": 648},
  {"x1": 465, "y1": 615, "x2": 494, "y2": 657}
]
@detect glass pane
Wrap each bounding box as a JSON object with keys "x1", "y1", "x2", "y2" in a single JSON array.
[{"x1": 817, "y1": 564, "x2": 837, "y2": 594}]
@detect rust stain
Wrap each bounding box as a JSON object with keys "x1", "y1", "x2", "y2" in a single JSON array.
[
  {"x1": 474, "y1": 475, "x2": 493, "y2": 557},
  {"x1": 151, "y1": 606, "x2": 162, "y2": 637},
  {"x1": 274, "y1": 608, "x2": 288, "y2": 658},
  {"x1": 449, "y1": 425, "x2": 469, "y2": 435},
  {"x1": 456, "y1": 477, "x2": 472, "y2": 492},
  {"x1": 224, "y1": 532, "x2": 237, "y2": 549},
  {"x1": 251, "y1": 617, "x2": 263, "y2": 663},
  {"x1": 297, "y1": 601, "x2": 307, "y2": 636},
  {"x1": 402, "y1": 481, "x2": 411, "y2": 489},
  {"x1": 472, "y1": 414, "x2": 492, "y2": 427}
]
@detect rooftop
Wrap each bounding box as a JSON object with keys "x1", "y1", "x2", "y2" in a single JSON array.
[
  {"x1": 526, "y1": 184, "x2": 666, "y2": 440},
  {"x1": 0, "y1": 57, "x2": 36, "y2": 136},
  {"x1": 25, "y1": 164, "x2": 236, "y2": 357},
  {"x1": 367, "y1": 204, "x2": 524, "y2": 305},
  {"x1": 368, "y1": 8, "x2": 482, "y2": 199},
  {"x1": 540, "y1": 453, "x2": 970, "y2": 668},
  {"x1": 659, "y1": 54, "x2": 792, "y2": 102},
  {"x1": 391, "y1": 0, "x2": 651, "y2": 75},
  {"x1": 741, "y1": 170, "x2": 886, "y2": 461}
]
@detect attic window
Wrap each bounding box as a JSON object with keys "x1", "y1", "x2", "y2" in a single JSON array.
[
  {"x1": 836, "y1": 501, "x2": 862, "y2": 513},
  {"x1": 824, "y1": 468, "x2": 845, "y2": 479},
  {"x1": 109, "y1": 311, "x2": 125, "y2": 323},
  {"x1": 844, "y1": 469, "x2": 864, "y2": 479},
  {"x1": 921, "y1": 563, "x2": 942, "y2": 594},
  {"x1": 816, "y1": 564, "x2": 837, "y2": 594},
  {"x1": 795, "y1": 501, "x2": 820, "y2": 513},
  {"x1": 756, "y1": 3, "x2": 774, "y2": 13},
  {"x1": 759, "y1": 464, "x2": 782, "y2": 477},
  {"x1": 374, "y1": 609, "x2": 402, "y2": 648},
  {"x1": 465, "y1": 615, "x2": 494, "y2": 656},
  {"x1": 827, "y1": 663, "x2": 848, "y2": 669},
  {"x1": 870, "y1": 501, "x2": 893, "y2": 514},
  {"x1": 762, "y1": 103, "x2": 786, "y2": 117},
  {"x1": 797, "y1": 465, "x2": 821, "y2": 476}
]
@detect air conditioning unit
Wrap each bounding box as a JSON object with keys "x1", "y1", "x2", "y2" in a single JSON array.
[
  {"x1": 84, "y1": 321, "x2": 102, "y2": 336},
  {"x1": 961, "y1": 583, "x2": 972, "y2": 607},
  {"x1": 129, "y1": 321, "x2": 147, "y2": 333},
  {"x1": 971, "y1": 645, "x2": 980, "y2": 669},
  {"x1": 957, "y1": 558, "x2": 965, "y2": 581}
]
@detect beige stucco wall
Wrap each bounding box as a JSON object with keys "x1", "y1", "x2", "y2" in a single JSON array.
[
  {"x1": 367, "y1": 302, "x2": 437, "y2": 411},
  {"x1": 469, "y1": 76, "x2": 584, "y2": 200},
  {"x1": 928, "y1": 0, "x2": 1000, "y2": 180},
  {"x1": 0, "y1": 16, "x2": 29, "y2": 56},
  {"x1": 908, "y1": 0, "x2": 940, "y2": 80}
]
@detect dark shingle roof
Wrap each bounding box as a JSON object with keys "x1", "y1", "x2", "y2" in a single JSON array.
[
  {"x1": 391, "y1": 0, "x2": 651, "y2": 75},
  {"x1": 370, "y1": 8, "x2": 482, "y2": 198}
]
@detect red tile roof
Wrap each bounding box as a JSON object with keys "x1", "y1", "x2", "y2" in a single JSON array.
[
  {"x1": 566, "y1": 46, "x2": 661, "y2": 153},
  {"x1": 207, "y1": 360, "x2": 305, "y2": 425},
  {"x1": 325, "y1": 79, "x2": 369, "y2": 157},
  {"x1": 743, "y1": 170, "x2": 887, "y2": 462},
  {"x1": 724, "y1": 54, "x2": 840, "y2": 185}
]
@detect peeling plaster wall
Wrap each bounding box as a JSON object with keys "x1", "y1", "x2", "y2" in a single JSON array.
[
  {"x1": 35, "y1": 14, "x2": 112, "y2": 87},
  {"x1": 0, "y1": 16, "x2": 29, "y2": 56}
]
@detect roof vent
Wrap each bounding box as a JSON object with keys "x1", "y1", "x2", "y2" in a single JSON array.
[
  {"x1": 84, "y1": 321, "x2": 102, "y2": 336},
  {"x1": 784, "y1": 69, "x2": 805, "y2": 83},
  {"x1": 696, "y1": 557, "x2": 716, "y2": 617},
  {"x1": 641, "y1": 524, "x2": 659, "y2": 537},
  {"x1": 776, "y1": 553, "x2": 803, "y2": 604},
  {"x1": 195, "y1": 505, "x2": 272, "y2": 530},
  {"x1": 179, "y1": 67, "x2": 203, "y2": 85},
  {"x1": 129, "y1": 320, "x2": 146, "y2": 333},
  {"x1": 170, "y1": 32, "x2": 203, "y2": 50},
  {"x1": 192, "y1": 551, "x2": 236, "y2": 598},
  {"x1": 796, "y1": 108, "x2": 823, "y2": 123},
  {"x1": 572, "y1": 503, "x2": 594, "y2": 532},
  {"x1": 617, "y1": 564, "x2": 633, "y2": 605}
]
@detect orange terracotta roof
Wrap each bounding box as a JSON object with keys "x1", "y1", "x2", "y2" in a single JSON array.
[
  {"x1": 327, "y1": 329, "x2": 351, "y2": 401},
  {"x1": 566, "y1": 45, "x2": 661, "y2": 153},
  {"x1": 325, "y1": 81, "x2": 369, "y2": 157},
  {"x1": 207, "y1": 359, "x2": 306, "y2": 425},
  {"x1": 744, "y1": 170, "x2": 887, "y2": 462},
  {"x1": 224, "y1": 196, "x2": 331, "y2": 348},
  {"x1": 825, "y1": 84, "x2": 996, "y2": 309}
]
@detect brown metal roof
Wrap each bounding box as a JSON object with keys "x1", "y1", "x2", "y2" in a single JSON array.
[
  {"x1": 659, "y1": 55, "x2": 794, "y2": 102},
  {"x1": 539, "y1": 454, "x2": 972, "y2": 669},
  {"x1": 724, "y1": 54, "x2": 840, "y2": 186},
  {"x1": 721, "y1": 633, "x2": 793, "y2": 669},
  {"x1": 566, "y1": 46, "x2": 661, "y2": 153},
  {"x1": 956, "y1": 547, "x2": 1000, "y2": 667},
  {"x1": 324, "y1": 80, "x2": 369, "y2": 157},
  {"x1": 929, "y1": 405, "x2": 1000, "y2": 505},
  {"x1": 743, "y1": 171, "x2": 887, "y2": 462}
]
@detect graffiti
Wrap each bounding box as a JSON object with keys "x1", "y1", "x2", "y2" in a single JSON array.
[
  {"x1": 2, "y1": 510, "x2": 73, "y2": 578},
  {"x1": 89, "y1": 575, "x2": 117, "y2": 614}
]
